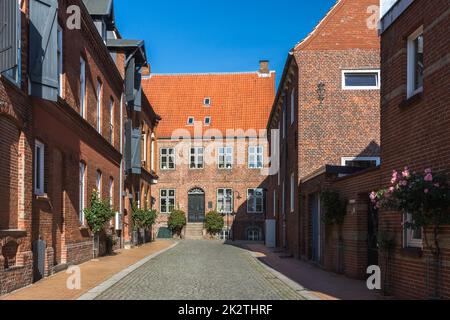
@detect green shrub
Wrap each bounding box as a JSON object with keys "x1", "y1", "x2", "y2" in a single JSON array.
[
  {"x1": 132, "y1": 202, "x2": 158, "y2": 230},
  {"x1": 320, "y1": 190, "x2": 347, "y2": 226},
  {"x1": 84, "y1": 191, "x2": 115, "y2": 234},
  {"x1": 205, "y1": 211, "x2": 224, "y2": 235},
  {"x1": 168, "y1": 209, "x2": 186, "y2": 236}
]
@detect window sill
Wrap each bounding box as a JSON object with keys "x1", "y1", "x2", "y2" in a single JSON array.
[
  {"x1": 400, "y1": 247, "x2": 423, "y2": 258},
  {"x1": 79, "y1": 226, "x2": 89, "y2": 231},
  {"x1": 399, "y1": 92, "x2": 423, "y2": 108},
  {"x1": 35, "y1": 194, "x2": 50, "y2": 201}
]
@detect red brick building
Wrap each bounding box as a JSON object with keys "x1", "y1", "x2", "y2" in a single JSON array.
[
  {"x1": 0, "y1": 0, "x2": 159, "y2": 295},
  {"x1": 267, "y1": 0, "x2": 381, "y2": 259},
  {"x1": 142, "y1": 63, "x2": 275, "y2": 240}
]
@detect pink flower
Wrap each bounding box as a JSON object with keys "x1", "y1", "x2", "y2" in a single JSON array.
[
  {"x1": 424, "y1": 189, "x2": 429, "y2": 194},
  {"x1": 400, "y1": 180, "x2": 408, "y2": 187},
  {"x1": 425, "y1": 168, "x2": 432, "y2": 174},
  {"x1": 370, "y1": 192, "x2": 377, "y2": 202},
  {"x1": 391, "y1": 170, "x2": 400, "y2": 184},
  {"x1": 402, "y1": 167, "x2": 410, "y2": 178},
  {"x1": 389, "y1": 187, "x2": 395, "y2": 193},
  {"x1": 424, "y1": 173, "x2": 433, "y2": 182}
]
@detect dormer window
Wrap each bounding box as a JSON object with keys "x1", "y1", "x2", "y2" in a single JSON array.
[
  {"x1": 204, "y1": 98, "x2": 211, "y2": 106},
  {"x1": 204, "y1": 117, "x2": 211, "y2": 126},
  {"x1": 187, "y1": 117, "x2": 195, "y2": 126}
]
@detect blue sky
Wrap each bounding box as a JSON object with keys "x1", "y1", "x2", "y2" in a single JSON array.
[{"x1": 115, "y1": 0, "x2": 336, "y2": 84}]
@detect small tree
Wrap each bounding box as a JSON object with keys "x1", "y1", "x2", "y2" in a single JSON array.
[
  {"x1": 321, "y1": 190, "x2": 347, "y2": 226},
  {"x1": 132, "y1": 202, "x2": 158, "y2": 244},
  {"x1": 84, "y1": 191, "x2": 115, "y2": 258},
  {"x1": 205, "y1": 211, "x2": 224, "y2": 236},
  {"x1": 168, "y1": 209, "x2": 186, "y2": 237}
]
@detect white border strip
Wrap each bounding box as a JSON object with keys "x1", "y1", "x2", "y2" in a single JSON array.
[{"x1": 77, "y1": 242, "x2": 179, "y2": 300}]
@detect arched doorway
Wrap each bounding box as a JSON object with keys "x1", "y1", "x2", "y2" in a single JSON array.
[{"x1": 188, "y1": 188, "x2": 205, "y2": 223}]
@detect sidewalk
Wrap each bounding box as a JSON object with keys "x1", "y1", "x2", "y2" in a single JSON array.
[
  {"x1": 242, "y1": 243, "x2": 382, "y2": 300},
  {"x1": 1, "y1": 240, "x2": 175, "y2": 300}
]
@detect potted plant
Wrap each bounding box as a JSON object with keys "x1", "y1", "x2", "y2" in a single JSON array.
[
  {"x1": 132, "y1": 202, "x2": 158, "y2": 244},
  {"x1": 372, "y1": 168, "x2": 450, "y2": 298},
  {"x1": 205, "y1": 211, "x2": 224, "y2": 239},
  {"x1": 168, "y1": 209, "x2": 186, "y2": 239},
  {"x1": 84, "y1": 190, "x2": 115, "y2": 259}
]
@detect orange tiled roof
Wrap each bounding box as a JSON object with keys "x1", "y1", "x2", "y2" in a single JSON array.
[{"x1": 142, "y1": 72, "x2": 276, "y2": 138}]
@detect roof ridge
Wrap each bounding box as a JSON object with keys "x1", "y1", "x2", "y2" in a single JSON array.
[{"x1": 143, "y1": 71, "x2": 276, "y2": 78}]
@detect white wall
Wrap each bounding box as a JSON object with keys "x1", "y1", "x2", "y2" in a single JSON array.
[{"x1": 380, "y1": 0, "x2": 398, "y2": 17}]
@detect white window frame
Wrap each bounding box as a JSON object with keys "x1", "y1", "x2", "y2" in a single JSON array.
[
  {"x1": 79, "y1": 162, "x2": 86, "y2": 225},
  {"x1": 1, "y1": 0, "x2": 21, "y2": 86},
  {"x1": 80, "y1": 57, "x2": 86, "y2": 118},
  {"x1": 218, "y1": 146, "x2": 233, "y2": 170},
  {"x1": 187, "y1": 117, "x2": 194, "y2": 126},
  {"x1": 109, "y1": 177, "x2": 114, "y2": 207},
  {"x1": 109, "y1": 99, "x2": 114, "y2": 144},
  {"x1": 96, "y1": 81, "x2": 102, "y2": 133},
  {"x1": 341, "y1": 156, "x2": 381, "y2": 167},
  {"x1": 204, "y1": 97, "x2": 211, "y2": 106},
  {"x1": 404, "y1": 213, "x2": 423, "y2": 248},
  {"x1": 160, "y1": 189, "x2": 175, "y2": 214},
  {"x1": 290, "y1": 173, "x2": 295, "y2": 213},
  {"x1": 150, "y1": 134, "x2": 155, "y2": 171},
  {"x1": 290, "y1": 89, "x2": 295, "y2": 125},
  {"x1": 160, "y1": 147, "x2": 175, "y2": 170},
  {"x1": 204, "y1": 117, "x2": 211, "y2": 126},
  {"x1": 407, "y1": 26, "x2": 424, "y2": 99},
  {"x1": 247, "y1": 188, "x2": 264, "y2": 214},
  {"x1": 217, "y1": 188, "x2": 233, "y2": 214},
  {"x1": 248, "y1": 146, "x2": 264, "y2": 169},
  {"x1": 189, "y1": 147, "x2": 204, "y2": 169},
  {"x1": 57, "y1": 24, "x2": 63, "y2": 97},
  {"x1": 247, "y1": 227, "x2": 261, "y2": 241},
  {"x1": 34, "y1": 140, "x2": 45, "y2": 196},
  {"x1": 341, "y1": 69, "x2": 380, "y2": 90}
]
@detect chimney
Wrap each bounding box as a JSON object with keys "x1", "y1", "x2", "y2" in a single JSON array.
[{"x1": 259, "y1": 60, "x2": 269, "y2": 74}]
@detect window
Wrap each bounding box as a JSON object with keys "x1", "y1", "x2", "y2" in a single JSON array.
[
  {"x1": 160, "y1": 148, "x2": 175, "y2": 170},
  {"x1": 342, "y1": 70, "x2": 380, "y2": 90},
  {"x1": 407, "y1": 26, "x2": 424, "y2": 98},
  {"x1": 57, "y1": 24, "x2": 63, "y2": 96},
  {"x1": 96, "y1": 170, "x2": 102, "y2": 194},
  {"x1": 151, "y1": 134, "x2": 155, "y2": 171},
  {"x1": 142, "y1": 132, "x2": 147, "y2": 164},
  {"x1": 248, "y1": 146, "x2": 264, "y2": 169},
  {"x1": 404, "y1": 213, "x2": 423, "y2": 248},
  {"x1": 109, "y1": 99, "x2": 114, "y2": 143},
  {"x1": 187, "y1": 117, "x2": 194, "y2": 126},
  {"x1": 247, "y1": 228, "x2": 261, "y2": 241},
  {"x1": 247, "y1": 189, "x2": 264, "y2": 214},
  {"x1": 160, "y1": 189, "x2": 175, "y2": 214},
  {"x1": 290, "y1": 174, "x2": 295, "y2": 213},
  {"x1": 219, "y1": 228, "x2": 231, "y2": 240},
  {"x1": 79, "y1": 162, "x2": 86, "y2": 225},
  {"x1": 108, "y1": 177, "x2": 114, "y2": 207},
  {"x1": 341, "y1": 157, "x2": 380, "y2": 168},
  {"x1": 34, "y1": 140, "x2": 45, "y2": 196},
  {"x1": 218, "y1": 147, "x2": 233, "y2": 169},
  {"x1": 204, "y1": 117, "x2": 211, "y2": 126},
  {"x1": 1, "y1": 0, "x2": 21, "y2": 85},
  {"x1": 217, "y1": 189, "x2": 233, "y2": 214},
  {"x1": 282, "y1": 101, "x2": 286, "y2": 139},
  {"x1": 204, "y1": 98, "x2": 211, "y2": 106},
  {"x1": 80, "y1": 57, "x2": 86, "y2": 118},
  {"x1": 290, "y1": 89, "x2": 295, "y2": 125},
  {"x1": 190, "y1": 147, "x2": 204, "y2": 169},
  {"x1": 96, "y1": 81, "x2": 102, "y2": 133}
]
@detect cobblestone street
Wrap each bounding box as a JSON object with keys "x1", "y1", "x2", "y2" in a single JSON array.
[{"x1": 96, "y1": 241, "x2": 307, "y2": 300}]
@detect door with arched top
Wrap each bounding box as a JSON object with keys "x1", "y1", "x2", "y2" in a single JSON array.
[{"x1": 188, "y1": 188, "x2": 205, "y2": 223}]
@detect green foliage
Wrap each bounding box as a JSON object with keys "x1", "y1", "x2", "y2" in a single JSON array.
[
  {"x1": 168, "y1": 209, "x2": 186, "y2": 235},
  {"x1": 321, "y1": 190, "x2": 347, "y2": 226},
  {"x1": 205, "y1": 211, "x2": 224, "y2": 235},
  {"x1": 132, "y1": 202, "x2": 158, "y2": 230},
  {"x1": 377, "y1": 231, "x2": 396, "y2": 252},
  {"x1": 84, "y1": 191, "x2": 115, "y2": 234}
]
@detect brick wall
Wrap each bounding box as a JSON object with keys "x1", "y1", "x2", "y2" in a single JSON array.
[{"x1": 379, "y1": 0, "x2": 450, "y2": 299}]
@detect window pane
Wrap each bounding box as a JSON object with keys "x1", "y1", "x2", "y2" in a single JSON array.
[
  {"x1": 415, "y1": 35, "x2": 424, "y2": 90},
  {"x1": 345, "y1": 73, "x2": 378, "y2": 87}
]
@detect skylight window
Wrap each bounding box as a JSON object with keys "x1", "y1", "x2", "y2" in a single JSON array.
[
  {"x1": 205, "y1": 117, "x2": 211, "y2": 126},
  {"x1": 187, "y1": 117, "x2": 195, "y2": 126},
  {"x1": 204, "y1": 98, "x2": 211, "y2": 106}
]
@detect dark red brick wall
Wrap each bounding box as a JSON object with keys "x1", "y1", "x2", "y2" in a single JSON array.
[{"x1": 380, "y1": 0, "x2": 450, "y2": 299}]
